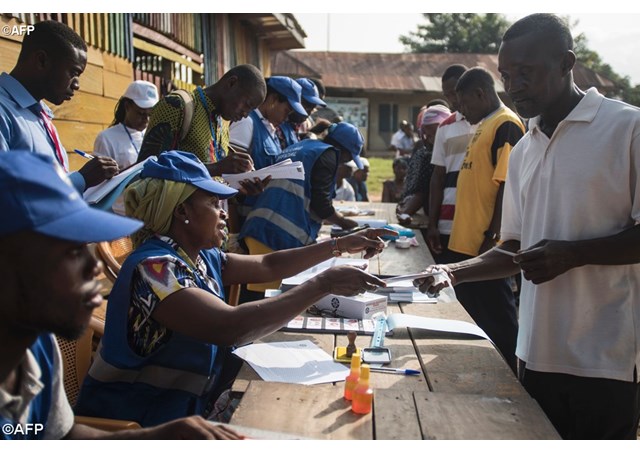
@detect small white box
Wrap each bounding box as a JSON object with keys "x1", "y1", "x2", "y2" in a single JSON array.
[{"x1": 311, "y1": 292, "x2": 387, "y2": 320}]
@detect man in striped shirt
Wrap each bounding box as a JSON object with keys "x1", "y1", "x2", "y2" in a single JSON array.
[{"x1": 427, "y1": 65, "x2": 476, "y2": 262}]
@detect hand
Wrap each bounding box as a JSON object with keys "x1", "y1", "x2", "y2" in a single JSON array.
[
  {"x1": 513, "y1": 239, "x2": 578, "y2": 285},
  {"x1": 426, "y1": 226, "x2": 442, "y2": 255},
  {"x1": 339, "y1": 227, "x2": 398, "y2": 259},
  {"x1": 413, "y1": 264, "x2": 455, "y2": 296},
  {"x1": 397, "y1": 212, "x2": 412, "y2": 226},
  {"x1": 238, "y1": 176, "x2": 271, "y2": 196},
  {"x1": 78, "y1": 156, "x2": 119, "y2": 188},
  {"x1": 147, "y1": 416, "x2": 244, "y2": 440},
  {"x1": 317, "y1": 265, "x2": 386, "y2": 296},
  {"x1": 208, "y1": 152, "x2": 254, "y2": 176}
]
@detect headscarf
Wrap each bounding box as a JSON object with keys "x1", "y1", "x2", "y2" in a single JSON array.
[{"x1": 125, "y1": 177, "x2": 196, "y2": 248}]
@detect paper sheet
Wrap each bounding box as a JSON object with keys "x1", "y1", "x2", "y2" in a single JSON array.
[
  {"x1": 222, "y1": 159, "x2": 305, "y2": 189},
  {"x1": 83, "y1": 156, "x2": 156, "y2": 204},
  {"x1": 386, "y1": 313, "x2": 490, "y2": 341},
  {"x1": 232, "y1": 340, "x2": 349, "y2": 385}
]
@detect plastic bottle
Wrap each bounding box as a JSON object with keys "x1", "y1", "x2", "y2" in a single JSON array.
[
  {"x1": 343, "y1": 352, "x2": 361, "y2": 401},
  {"x1": 351, "y1": 364, "x2": 373, "y2": 414}
]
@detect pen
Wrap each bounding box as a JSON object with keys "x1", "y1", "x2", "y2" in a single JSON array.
[
  {"x1": 228, "y1": 143, "x2": 255, "y2": 171},
  {"x1": 74, "y1": 149, "x2": 94, "y2": 159},
  {"x1": 369, "y1": 367, "x2": 420, "y2": 376},
  {"x1": 492, "y1": 247, "x2": 517, "y2": 257}
]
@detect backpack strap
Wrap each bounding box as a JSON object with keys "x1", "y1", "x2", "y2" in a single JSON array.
[{"x1": 173, "y1": 89, "x2": 195, "y2": 147}]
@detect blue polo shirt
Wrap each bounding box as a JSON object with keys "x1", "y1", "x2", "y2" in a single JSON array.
[{"x1": 0, "y1": 73, "x2": 85, "y2": 192}]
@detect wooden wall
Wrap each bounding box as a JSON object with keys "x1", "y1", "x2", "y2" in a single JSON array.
[{"x1": 0, "y1": 15, "x2": 134, "y2": 172}]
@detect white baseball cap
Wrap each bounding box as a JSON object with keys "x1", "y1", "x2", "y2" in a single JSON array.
[{"x1": 123, "y1": 80, "x2": 159, "y2": 109}]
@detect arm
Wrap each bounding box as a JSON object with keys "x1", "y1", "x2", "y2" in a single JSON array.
[
  {"x1": 427, "y1": 165, "x2": 446, "y2": 254},
  {"x1": 415, "y1": 240, "x2": 522, "y2": 294},
  {"x1": 515, "y1": 224, "x2": 640, "y2": 285},
  {"x1": 309, "y1": 149, "x2": 358, "y2": 230},
  {"x1": 65, "y1": 417, "x2": 244, "y2": 440},
  {"x1": 223, "y1": 228, "x2": 392, "y2": 285},
  {"x1": 152, "y1": 264, "x2": 385, "y2": 346}
]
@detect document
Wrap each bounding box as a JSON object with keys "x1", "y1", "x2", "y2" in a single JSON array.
[
  {"x1": 83, "y1": 157, "x2": 156, "y2": 206},
  {"x1": 385, "y1": 313, "x2": 489, "y2": 341},
  {"x1": 221, "y1": 159, "x2": 305, "y2": 189},
  {"x1": 233, "y1": 340, "x2": 349, "y2": 385}
]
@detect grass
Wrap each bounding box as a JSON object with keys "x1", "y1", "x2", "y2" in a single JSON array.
[{"x1": 365, "y1": 156, "x2": 395, "y2": 202}]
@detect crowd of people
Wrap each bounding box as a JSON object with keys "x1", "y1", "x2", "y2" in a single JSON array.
[{"x1": 1, "y1": 13, "x2": 639, "y2": 441}]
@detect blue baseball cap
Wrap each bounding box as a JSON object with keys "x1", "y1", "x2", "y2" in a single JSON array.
[
  {"x1": 296, "y1": 78, "x2": 326, "y2": 107},
  {"x1": 267, "y1": 76, "x2": 307, "y2": 117},
  {"x1": 326, "y1": 123, "x2": 365, "y2": 169},
  {"x1": 0, "y1": 152, "x2": 142, "y2": 242},
  {"x1": 141, "y1": 151, "x2": 238, "y2": 199}
]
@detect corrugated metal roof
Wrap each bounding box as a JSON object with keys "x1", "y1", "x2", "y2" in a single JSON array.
[{"x1": 272, "y1": 51, "x2": 616, "y2": 94}]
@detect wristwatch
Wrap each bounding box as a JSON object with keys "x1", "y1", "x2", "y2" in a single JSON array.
[
  {"x1": 483, "y1": 230, "x2": 500, "y2": 241},
  {"x1": 330, "y1": 238, "x2": 343, "y2": 256}
]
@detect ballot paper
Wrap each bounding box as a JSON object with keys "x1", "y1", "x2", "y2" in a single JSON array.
[
  {"x1": 221, "y1": 159, "x2": 305, "y2": 189},
  {"x1": 83, "y1": 157, "x2": 156, "y2": 206},
  {"x1": 233, "y1": 340, "x2": 349, "y2": 385}
]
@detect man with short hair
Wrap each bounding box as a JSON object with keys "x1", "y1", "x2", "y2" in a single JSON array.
[
  {"x1": 446, "y1": 66, "x2": 525, "y2": 373},
  {"x1": 419, "y1": 13, "x2": 640, "y2": 439},
  {"x1": 0, "y1": 20, "x2": 118, "y2": 192},
  {"x1": 389, "y1": 120, "x2": 415, "y2": 158},
  {"x1": 0, "y1": 152, "x2": 242, "y2": 440},
  {"x1": 138, "y1": 64, "x2": 267, "y2": 180},
  {"x1": 427, "y1": 64, "x2": 476, "y2": 261}
]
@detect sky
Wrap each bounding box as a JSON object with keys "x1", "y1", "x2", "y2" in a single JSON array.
[
  {"x1": 294, "y1": 13, "x2": 640, "y2": 85},
  {"x1": 13, "y1": 1, "x2": 640, "y2": 85}
]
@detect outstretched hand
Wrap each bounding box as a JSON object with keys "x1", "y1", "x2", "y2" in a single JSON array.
[
  {"x1": 318, "y1": 265, "x2": 386, "y2": 296},
  {"x1": 413, "y1": 264, "x2": 455, "y2": 296},
  {"x1": 338, "y1": 227, "x2": 398, "y2": 259}
]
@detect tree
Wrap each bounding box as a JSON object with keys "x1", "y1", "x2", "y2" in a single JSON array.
[{"x1": 399, "y1": 13, "x2": 511, "y2": 54}]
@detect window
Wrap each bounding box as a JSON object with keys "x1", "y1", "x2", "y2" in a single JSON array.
[{"x1": 378, "y1": 104, "x2": 398, "y2": 133}]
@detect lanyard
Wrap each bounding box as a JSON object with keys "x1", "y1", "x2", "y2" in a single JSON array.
[
  {"x1": 196, "y1": 87, "x2": 226, "y2": 163},
  {"x1": 39, "y1": 110, "x2": 67, "y2": 172},
  {"x1": 121, "y1": 123, "x2": 139, "y2": 154}
]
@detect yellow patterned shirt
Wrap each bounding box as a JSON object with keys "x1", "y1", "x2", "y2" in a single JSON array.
[{"x1": 139, "y1": 88, "x2": 230, "y2": 164}]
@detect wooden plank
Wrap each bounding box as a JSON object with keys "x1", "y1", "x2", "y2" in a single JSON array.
[
  {"x1": 0, "y1": 39, "x2": 21, "y2": 72},
  {"x1": 86, "y1": 46, "x2": 104, "y2": 68},
  {"x1": 335, "y1": 304, "x2": 429, "y2": 391},
  {"x1": 78, "y1": 63, "x2": 103, "y2": 96},
  {"x1": 0, "y1": 16, "x2": 26, "y2": 43},
  {"x1": 133, "y1": 37, "x2": 203, "y2": 73},
  {"x1": 133, "y1": 21, "x2": 203, "y2": 61},
  {"x1": 414, "y1": 392, "x2": 560, "y2": 440},
  {"x1": 49, "y1": 91, "x2": 116, "y2": 125},
  {"x1": 103, "y1": 71, "x2": 133, "y2": 100},
  {"x1": 373, "y1": 389, "x2": 422, "y2": 440},
  {"x1": 231, "y1": 381, "x2": 372, "y2": 440},
  {"x1": 402, "y1": 302, "x2": 525, "y2": 398},
  {"x1": 55, "y1": 121, "x2": 108, "y2": 165}
]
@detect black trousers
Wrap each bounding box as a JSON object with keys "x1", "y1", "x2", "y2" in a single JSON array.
[
  {"x1": 519, "y1": 362, "x2": 640, "y2": 439},
  {"x1": 436, "y1": 235, "x2": 519, "y2": 374}
]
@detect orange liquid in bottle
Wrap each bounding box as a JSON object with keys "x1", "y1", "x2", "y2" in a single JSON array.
[
  {"x1": 352, "y1": 364, "x2": 373, "y2": 414},
  {"x1": 343, "y1": 352, "x2": 361, "y2": 401}
]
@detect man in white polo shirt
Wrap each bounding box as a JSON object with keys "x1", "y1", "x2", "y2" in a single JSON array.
[{"x1": 417, "y1": 13, "x2": 640, "y2": 439}]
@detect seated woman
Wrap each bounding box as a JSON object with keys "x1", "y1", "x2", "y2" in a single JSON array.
[
  {"x1": 75, "y1": 151, "x2": 390, "y2": 427},
  {"x1": 381, "y1": 157, "x2": 409, "y2": 203}
]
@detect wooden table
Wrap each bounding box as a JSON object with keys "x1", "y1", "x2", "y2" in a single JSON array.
[{"x1": 229, "y1": 202, "x2": 559, "y2": 439}]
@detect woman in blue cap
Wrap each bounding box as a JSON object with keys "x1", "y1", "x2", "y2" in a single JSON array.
[
  {"x1": 239, "y1": 122, "x2": 369, "y2": 293},
  {"x1": 229, "y1": 76, "x2": 307, "y2": 171},
  {"x1": 277, "y1": 78, "x2": 327, "y2": 149},
  {"x1": 75, "y1": 151, "x2": 390, "y2": 427}
]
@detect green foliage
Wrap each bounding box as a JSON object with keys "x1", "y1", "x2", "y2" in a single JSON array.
[
  {"x1": 400, "y1": 13, "x2": 640, "y2": 106},
  {"x1": 399, "y1": 13, "x2": 511, "y2": 54},
  {"x1": 365, "y1": 157, "x2": 394, "y2": 202}
]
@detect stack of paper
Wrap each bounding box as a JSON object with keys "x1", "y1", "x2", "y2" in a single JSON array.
[{"x1": 222, "y1": 159, "x2": 305, "y2": 189}]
